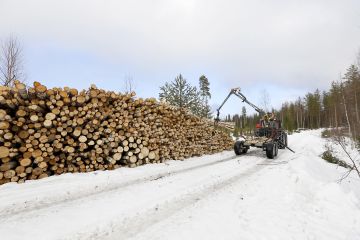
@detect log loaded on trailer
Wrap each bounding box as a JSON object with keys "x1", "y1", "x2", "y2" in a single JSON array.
[{"x1": 215, "y1": 88, "x2": 295, "y2": 159}]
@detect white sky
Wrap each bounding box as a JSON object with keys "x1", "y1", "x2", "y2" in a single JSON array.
[{"x1": 1, "y1": 0, "x2": 360, "y2": 116}]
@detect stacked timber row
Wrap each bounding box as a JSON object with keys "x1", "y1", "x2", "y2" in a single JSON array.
[
  {"x1": 217, "y1": 121, "x2": 235, "y2": 132},
  {"x1": 0, "y1": 81, "x2": 233, "y2": 184}
]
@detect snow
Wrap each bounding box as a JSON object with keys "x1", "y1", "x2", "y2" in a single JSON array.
[
  {"x1": 1, "y1": 130, "x2": 360, "y2": 240},
  {"x1": 322, "y1": 132, "x2": 360, "y2": 168}
]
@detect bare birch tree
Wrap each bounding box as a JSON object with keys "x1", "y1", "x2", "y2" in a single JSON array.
[
  {"x1": 123, "y1": 74, "x2": 135, "y2": 93},
  {"x1": 0, "y1": 36, "x2": 24, "y2": 86},
  {"x1": 340, "y1": 81, "x2": 352, "y2": 139},
  {"x1": 259, "y1": 89, "x2": 271, "y2": 113}
]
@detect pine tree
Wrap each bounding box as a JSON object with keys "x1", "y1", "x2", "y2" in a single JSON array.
[
  {"x1": 330, "y1": 81, "x2": 342, "y2": 129},
  {"x1": 305, "y1": 90, "x2": 321, "y2": 129},
  {"x1": 198, "y1": 75, "x2": 212, "y2": 118},
  {"x1": 159, "y1": 74, "x2": 200, "y2": 114},
  {"x1": 314, "y1": 89, "x2": 322, "y2": 128},
  {"x1": 322, "y1": 91, "x2": 332, "y2": 127},
  {"x1": 241, "y1": 106, "x2": 247, "y2": 130},
  {"x1": 343, "y1": 65, "x2": 360, "y2": 138},
  {"x1": 199, "y1": 75, "x2": 211, "y2": 98}
]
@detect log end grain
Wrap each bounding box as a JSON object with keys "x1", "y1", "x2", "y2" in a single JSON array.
[{"x1": 0, "y1": 146, "x2": 10, "y2": 158}]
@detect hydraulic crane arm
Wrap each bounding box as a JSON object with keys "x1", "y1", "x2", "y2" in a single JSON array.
[{"x1": 215, "y1": 88, "x2": 264, "y2": 122}]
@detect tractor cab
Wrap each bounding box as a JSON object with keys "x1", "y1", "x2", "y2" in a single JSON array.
[{"x1": 255, "y1": 118, "x2": 282, "y2": 138}]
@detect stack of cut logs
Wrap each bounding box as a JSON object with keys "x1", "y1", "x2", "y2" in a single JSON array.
[
  {"x1": 217, "y1": 121, "x2": 235, "y2": 132},
  {"x1": 0, "y1": 81, "x2": 233, "y2": 184}
]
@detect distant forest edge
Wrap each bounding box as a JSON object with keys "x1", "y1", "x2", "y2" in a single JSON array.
[{"x1": 225, "y1": 63, "x2": 360, "y2": 143}]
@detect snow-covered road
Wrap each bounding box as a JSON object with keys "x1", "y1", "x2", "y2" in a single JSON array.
[{"x1": 1, "y1": 130, "x2": 360, "y2": 240}]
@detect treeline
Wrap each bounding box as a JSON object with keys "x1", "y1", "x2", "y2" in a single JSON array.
[
  {"x1": 278, "y1": 64, "x2": 360, "y2": 140},
  {"x1": 223, "y1": 63, "x2": 360, "y2": 142},
  {"x1": 223, "y1": 107, "x2": 262, "y2": 136}
]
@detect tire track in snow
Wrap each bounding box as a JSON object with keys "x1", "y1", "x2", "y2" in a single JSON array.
[
  {"x1": 75, "y1": 158, "x2": 269, "y2": 240},
  {"x1": 0, "y1": 154, "x2": 240, "y2": 218}
]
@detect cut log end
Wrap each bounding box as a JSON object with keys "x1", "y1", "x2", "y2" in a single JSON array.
[{"x1": 0, "y1": 146, "x2": 10, "y2": 158}]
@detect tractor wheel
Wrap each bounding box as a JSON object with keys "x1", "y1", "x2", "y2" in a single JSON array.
[
  {"x1": 234, "y1": 141, "x2": 245, "y2": 155},
  {"x1": 266, "y1": 143, "x2": 276, "y2": 159},
  {"x1": 274, "y1": 142, "x2": 278, "y2": 156},
  {"x1": 284, "y1": 134, "x2": 288, "y2": 147},
  {"x1": 242, "y1": 147, "x2": 248, "y2": 154}
]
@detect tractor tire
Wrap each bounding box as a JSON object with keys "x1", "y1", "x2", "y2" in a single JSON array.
[
  {"x1": 266, "y1": 143, "x2": 276, "y2": 159},
  {"x1": 284, "y1": 134, "x2": 288, "y2": 147},
  {"x1": 242, "y1": 147, "x2": 249, "y2": 154},
  {"x1": 234, "y1": 141, "x2": 245, "y2": 155}
]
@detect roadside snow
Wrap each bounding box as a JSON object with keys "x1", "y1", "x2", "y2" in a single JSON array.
[
  {"x1": 323, "y1": 132, "x2": 360, "y2": 168},
  {"x1": 0, "y1": 130, "x2": 359, "y2": 240}
]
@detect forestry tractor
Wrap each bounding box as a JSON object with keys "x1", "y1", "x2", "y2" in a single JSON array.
[{"x1": 215, "y1": 88, "x2": 294, "y2": 159}]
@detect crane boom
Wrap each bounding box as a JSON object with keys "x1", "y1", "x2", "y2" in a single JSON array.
[{"x1": 215, "y1": 88, "x2": 264, "y2": 122}]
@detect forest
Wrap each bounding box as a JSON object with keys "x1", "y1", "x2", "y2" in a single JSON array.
[
  {"x1": 225, "y1": 62, "x2": 360, "y2": 143},
  {"x1": 279, "y1": 64, "x2": 359, "y2": 140}
]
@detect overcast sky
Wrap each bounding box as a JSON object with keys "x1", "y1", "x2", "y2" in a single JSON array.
[{"x1": 1, "y1": 0, "x2": 360, "y2": 117}]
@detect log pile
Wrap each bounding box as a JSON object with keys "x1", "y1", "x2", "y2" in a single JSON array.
[
  {"x1": 217, "y1": 121, "x2": 236, "y2": 131},
  {"x1": 0, "y1": 81, "x2": 233, "y2": 184}
]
